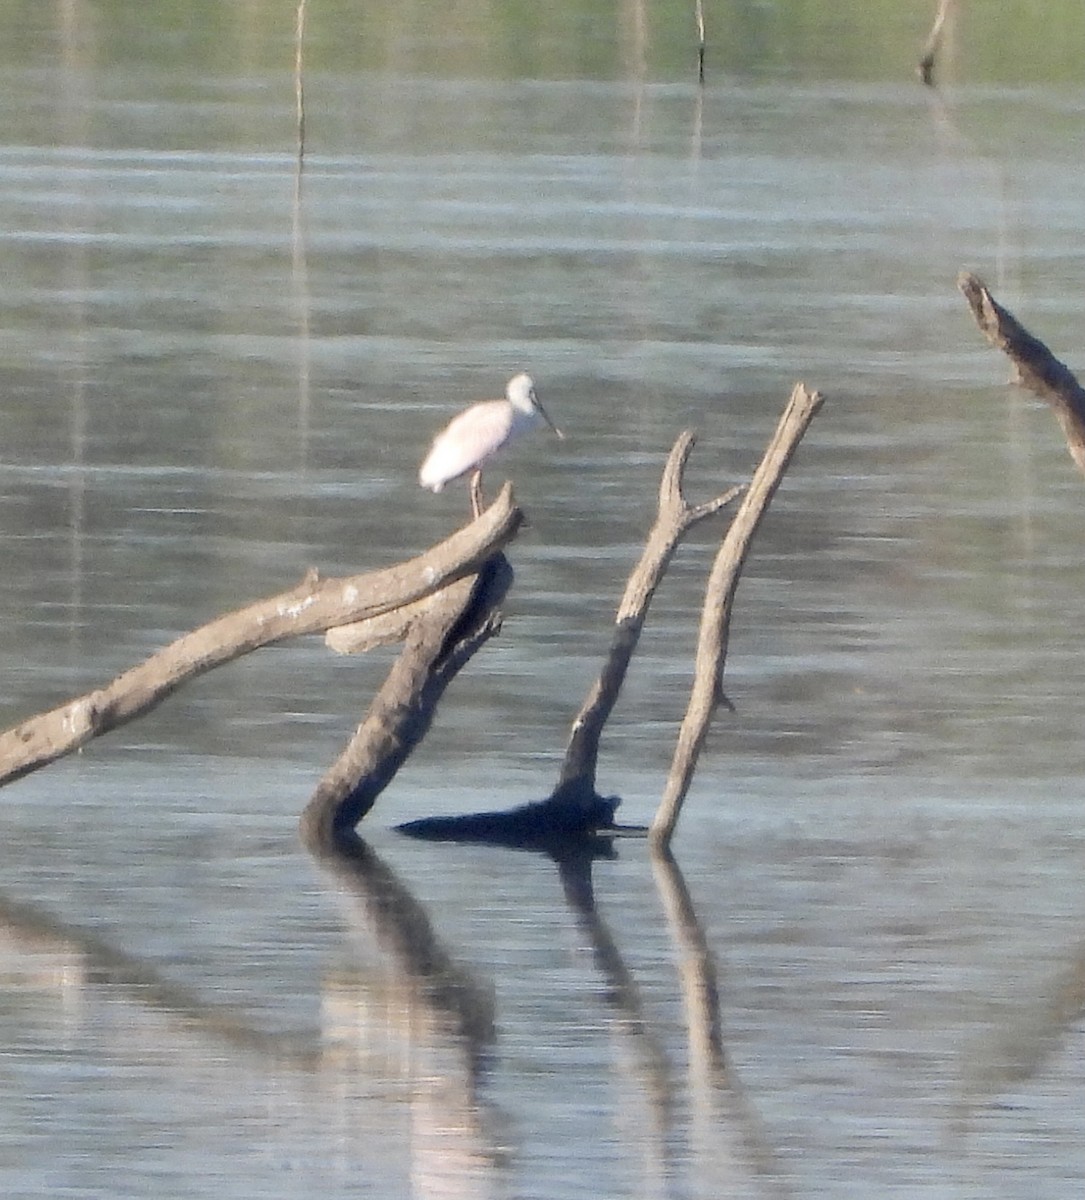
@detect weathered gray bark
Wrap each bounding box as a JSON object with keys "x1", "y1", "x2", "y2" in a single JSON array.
[
  {"x1": 650, "y1": 383, "x2": 825, "y2": 850},
  {"x1": 300, "y1": 557, "x2": 513, "y2": 850},
  {"x1": 558, "y1": 431, "x2": 742, "y2": 797},
  {"x1": 959, "y1": 271, "x2": 1085, "y2": 476},
  {"x1": 401, "y1": 386, "x2": 822, "y2": 847},
  {"x1": 0, "y1": 486, "x2": 522, "y2": 788}
]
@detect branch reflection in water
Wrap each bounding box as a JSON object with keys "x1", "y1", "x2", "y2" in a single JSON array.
[
  {"x1": 311, "y1": 827, "x2": 790, "y2": 1196},
  {"x1": 309, "y1": 833, "x2": 506, "y2": 1197},
  {"x1": 2, "y1": 835, "x2": 791, "y2": 1196},
  {"x1": 8, "y1": 851, "x2": 1085, "y2": 1195},
  {"x1": 950, "y1": 940, "x2": 1085, "y2": 1141},
  {"x1": 650, "y1": 849, "x2": 789, "y2": 1194},
  {"x1": 0, "y1": 891, "x2": 320, "y2": 1072}
]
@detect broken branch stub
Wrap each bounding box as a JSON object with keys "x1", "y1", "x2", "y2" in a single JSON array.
[
  {"x1": 958, "y1": 271, "x2": 1085, "y2": 476},
  {"x1": 0, "y1": 486, "x2": 522, "y2": 788},
  {"x1": 650, "y1": 383, "x2": 825, "y2": 851}
]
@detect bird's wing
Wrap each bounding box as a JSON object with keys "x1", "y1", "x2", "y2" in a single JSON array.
[
  {"x1": 443, "y1": 399, "x2": 513, "y2": 446},
  {"x1": 420, "y1": 400, "x2": 513, "y2": 488}
]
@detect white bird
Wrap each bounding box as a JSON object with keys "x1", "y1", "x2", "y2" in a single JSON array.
[{"x1": 419, "y1": 372, "x2": 564, "y2": 516}]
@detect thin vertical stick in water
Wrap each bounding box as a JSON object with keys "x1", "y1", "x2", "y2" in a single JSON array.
[
  {"x1": 294, "y1": 0, "x2": 308, "y2": 165},
  {"x1": 650, "y1": 384, "x2": 824, "y2": 851},
  {"x1": 292, "y1": 0, "x2": 312, "y2": 448},
  {"x1": 918, "y1": 0, "x2": 956, "y2": 86},
  {"x1": 695, "y1": 0, "x2": 706, "y2": 85}
]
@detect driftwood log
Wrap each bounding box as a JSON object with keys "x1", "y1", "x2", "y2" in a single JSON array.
[
  {"x1": 2, "y1": 380, "x2": 824, "y2": 850},
  {"x1": 0, "y1": 486, "x2": 522, "y2": 787},
  {"x1": 958, "y1": 271, "x2": 1085, "y2": 476}
]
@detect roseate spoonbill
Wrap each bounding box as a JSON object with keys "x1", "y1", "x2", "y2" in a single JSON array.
[{"x1": 418, "y1": 372, "x2": 564, "y2": 516}]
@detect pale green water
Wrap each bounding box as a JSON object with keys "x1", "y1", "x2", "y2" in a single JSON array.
[{"x1": 2, "y1": 4, "x2": 1085, "y2": 1198}]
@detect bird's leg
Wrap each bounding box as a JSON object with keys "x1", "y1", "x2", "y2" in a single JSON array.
[{"x1": 469, "y1": 469, "x2": 484, "y2": 518}]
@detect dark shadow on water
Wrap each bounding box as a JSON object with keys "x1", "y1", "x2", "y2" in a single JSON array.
[{"x1": 394, "y1": 781, "x2": 640, "y2": 850}]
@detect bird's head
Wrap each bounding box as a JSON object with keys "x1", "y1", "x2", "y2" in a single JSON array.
[{"x1": 507, "y1": 372, "x2": 564, "y2": 439}]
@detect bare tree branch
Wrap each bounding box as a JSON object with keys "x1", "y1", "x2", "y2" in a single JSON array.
[
  {"x1": 0, "y1": 487, "x2": 522, "y2": 788},
  {"x1": 650, "y1": 384, "x2": 824, "y2": 850},
  {"x1": 958, "y1": 271, "x2": 1085, "y2": 476},
  {"x1": 558, "y1": 431, "x2": 743, "y2": 797},
  {"x1": 300, "y1": 557, "x2": 513, "y2": 848}
]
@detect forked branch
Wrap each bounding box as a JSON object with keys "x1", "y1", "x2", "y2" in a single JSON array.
[
  {"x1": 558, "y1": 431, "x2": 743, "y2": 797},
  {"x1": 650, "y1": 383, "x2": 824, "y2": 850}
]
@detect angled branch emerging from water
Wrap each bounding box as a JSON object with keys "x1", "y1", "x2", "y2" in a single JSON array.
[
  {"x1": 651, "y1": 383, "x2": 825, "y2": 850},
  {"x1": 0, "y1": 486, "x2": 522, "y2": 789},
  {"x1": 300, "y1": 556, "x2": 514, "y2": 849},
  {"x1": 559, "y1": 431, "x2": 743, "y2": 798},
  {"x1": 959, "y1": 271, "x2": 1085, "y2": 476}
]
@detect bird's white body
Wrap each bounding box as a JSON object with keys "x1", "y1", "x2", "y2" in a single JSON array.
[{"x1": 419, "y1": 373, "x2": 562, "y2": 499}]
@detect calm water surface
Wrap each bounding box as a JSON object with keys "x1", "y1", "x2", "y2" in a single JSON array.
[{"x1": 2, "y1": 5, "x2": 1085, "y2": 1198}]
